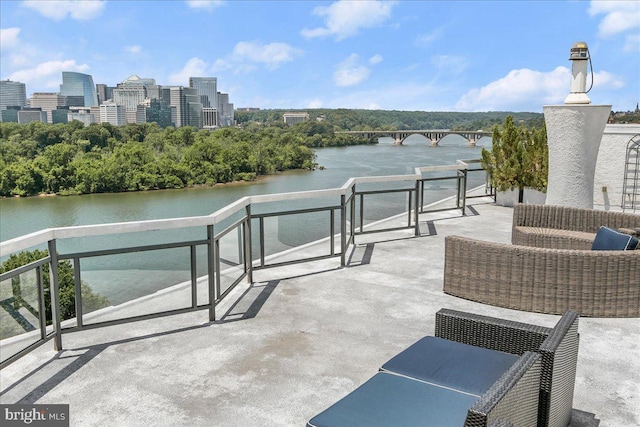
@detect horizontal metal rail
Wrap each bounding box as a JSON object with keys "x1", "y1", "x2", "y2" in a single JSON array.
[{"x1": 0, "y1": 159, "x2": 488, "y2": 369}]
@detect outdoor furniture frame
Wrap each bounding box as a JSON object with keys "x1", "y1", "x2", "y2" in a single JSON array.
[
  {"x1": 512, "y1": 203, "x2": 640, "y2": 250},
  {"x1": 443, "y1": 235, "x2": 640, "y2": 317},
  {"x1": 434, "y1": 309, "x2": 579, "y2": 427},
  {"x1": 307, "y1": 352, "x2": 542, "y2": 427},
  {"x1": 307, "y1": 309, "x2": 579, "y2": 427}
]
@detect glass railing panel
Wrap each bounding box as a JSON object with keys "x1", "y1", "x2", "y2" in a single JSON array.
[
  {"x1": 79, "y1": 247, "x2": 194, "y2": 325},
  {"x1": 217, "y1": 223, "x2": 245, "y2": 298},
  {"x1": 0, "y1": 269, "x2": 43, "y2": 364}
]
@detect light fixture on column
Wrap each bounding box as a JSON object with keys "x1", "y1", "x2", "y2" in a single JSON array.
[{"x1": 564, "y1": 41, "x2": 592, "y2": 105}]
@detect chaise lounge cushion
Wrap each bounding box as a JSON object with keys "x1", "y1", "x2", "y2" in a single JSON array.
[
  {"x1": 380, "y1": 336, "x2": 519, "y2": 396},
  {"x1": 592, "y1": 226, "x2": 639, "y2": 250},
  {"x1": 307, "y1": 372, "x2": 478, "y2": 427}
]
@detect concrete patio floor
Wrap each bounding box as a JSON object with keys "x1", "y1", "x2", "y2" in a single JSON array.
[{"x1": 1, "y1": 197, "x2": 638, "y2": 426}]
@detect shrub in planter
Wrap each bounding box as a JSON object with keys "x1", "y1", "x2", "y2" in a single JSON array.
[{"x1": 481, "y1": 116, "x2": 548, "y2": 204}]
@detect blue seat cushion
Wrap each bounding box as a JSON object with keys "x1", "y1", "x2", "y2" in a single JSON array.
[
  {"x1": 380, "y1": 336, "x2": 519, "y2": 396},
  {"x1": 307, "y1": 372, "x2": 477, "y2": 427},
  {"x1": 592, "y1": 226, "x2": 639, "y2": 250}
]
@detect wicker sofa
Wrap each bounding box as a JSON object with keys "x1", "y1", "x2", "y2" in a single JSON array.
[
  {"x1": 444, "y1": 203, "x2": 640, "y2": 317},
  {"x1": 512, "y1": 203, "x2": 640, "y2": 250},
  {"x1": 307, "y1": 309, "x2": 579, "y2": 427}
]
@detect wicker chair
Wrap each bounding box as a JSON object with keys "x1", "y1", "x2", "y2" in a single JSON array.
[
  {"x1": 434, "y1": 309, "x2": 579, "y2": 427},
  {"x1": 512, "y1": 203, "x2": 640, "y2": 250},
  {"x1": 443, "y1": 235, "x2": 640, "y2": 317},
  {"x1": 307, "y1": 309, "x2": 579, "y2": 427}
]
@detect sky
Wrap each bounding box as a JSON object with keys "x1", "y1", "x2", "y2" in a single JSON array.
[{"x1": 1, "y1": 0, "x2": 639, "y2": 113}]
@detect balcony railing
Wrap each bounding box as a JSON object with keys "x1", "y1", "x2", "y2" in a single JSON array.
[{"x1": 0, "y1": 160, "x2": 491, "y2": 369}]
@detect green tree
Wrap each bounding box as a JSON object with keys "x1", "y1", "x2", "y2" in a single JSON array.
[
  {"x1": 481, "y1": 116, "x2": 548, "y2": 203},
  {"x1": 0, "y1": 250, "x2": 110, "y2": 333}
]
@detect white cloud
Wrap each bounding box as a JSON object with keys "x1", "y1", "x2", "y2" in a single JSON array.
[
  {"x1": 22, "y1": 0, "x2": 106, "y2": 21},
  {"x1": 8, "y1": 60, "x2": 90, "y2": 91},
  {"x1": 124, "y1": 45, "x2": 142, "y2": 54},
  {"x1": 369, "y1": 54, "x2": 383, "y2": 65},
  {"x1": 624, "y1": 33, "x2": 640, "y2": 53},
  {"x1": 431, "y1": 55, "x2": 468, "y2": 75},
  {"x1": 168, "y1": 57, "x2": 209, "y2": 85},
  {"x1": 589, "y1": 1, "x2": 640, "y2": 38},
  {"x1": 213, "y1": 41, "x2": 302, "y2": 73},
  {"x1": 0, "y1": 27, "x2": 21, "y2": 49},
  {"x1": 454, "y1": 66, "x2": 625, "y2": 111},
  {"x1": 185, "y1": 1, "x2": 224, "y2": 11},
  {"x1": 334, "y1": 54, "x2": 370, "y2": 87},
  {"x1": 416, "y1": 28, "x2": 443, "y2": 46},
  {"x1": 455, "y1": 67, "x2": 569, "y2": 111},
  {"x1": 301, "y1": 0, "x2": 397, "y2": 41}
]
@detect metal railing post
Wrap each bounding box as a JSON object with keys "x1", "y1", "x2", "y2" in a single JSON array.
[
  {"x1": 414, "y1": 181, "x2": 420, "y2": 236},
  {"x1": 47, "y1": 239, "x2": 62, "y2": 351},
  {"x1": 461, "y1": 169, "x2": 468, "y2": 215},
  {"x1": 207, "y1": 225, "x2": 216, "y2": 321},
  {"x1": 37, "y1": 265, "x2": 46, "y2": 339},
  {"x1": 190, "y1": 245, "x2": 197, "y2": 308},
  {"x1": 340, "y1": 194, "x2": 346, "y2": 267},
  {"x1": 73, "y1": 257, "x2": 83, "y2": 328},
  {"x1": 245, "y1": 204, "x2": 253, "y2": 283}
]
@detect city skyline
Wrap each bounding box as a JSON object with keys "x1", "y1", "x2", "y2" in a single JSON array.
[{"x1": 1, "y1": 1, "x2": 639, "y2": 112}]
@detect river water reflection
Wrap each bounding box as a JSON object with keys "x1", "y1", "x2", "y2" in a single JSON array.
[{"x1": 1, "y1": 136, "x2": 490, "y2": 304}]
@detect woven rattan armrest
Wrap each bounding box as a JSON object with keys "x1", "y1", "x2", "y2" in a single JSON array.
[
  {"x1": 436, "y1": 309, "x2": 579, "y2": 427},
  {"x1": 465, "y1": 351, "x2": 542, "y2": 427}
]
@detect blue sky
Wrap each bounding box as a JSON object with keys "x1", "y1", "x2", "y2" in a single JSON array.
[{"x1": 1, "y1": 0, "x2": 639, "y2": 112}]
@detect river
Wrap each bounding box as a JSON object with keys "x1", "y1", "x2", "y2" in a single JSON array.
[{"x1": 0, "y1": 136, "x2": 490, "y2": 304}]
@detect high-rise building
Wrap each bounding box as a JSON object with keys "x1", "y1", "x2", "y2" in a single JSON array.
[
  {"x1": 29, "y1": 92, "x2": 67, "y2": 123},
  {"x1": 145, "y1": 99, "x2": 173, "y2": 128},
  {"x1": 113, "y1": 85, "x2": 146, "y2": 118},
  {"x1": 100, "y1": 102, "x2": 126, "y2": 126},
  {"x1": 96, "y1": 84, "x2": 114, "y2": 104},
  {"x1": 189, "y1": 77, "x2": 217, "y2": 109},
  {"x1": 169, "y1": 86, "x2": 202, "y2": 128},
  {"x1": 121, "y1": 74, "x2": 156, "y2": 87},
  {"x1": 1, "y1": 106, "x2": 21, "y2": 123},
  {"x1": 0, "y1": 80, "x2": 27, "y2": 111},
  {"x1": 52, "y1": 107, "x2": 69, "y2": 124},
  {"x1": 18, "y1": 108, "x2": 47, "y2": 124},
  {"x1": 202, "y1": 107, "x2": 219, "y2": 130},
  {"x1": 60, "y1": 71, "x2": 98, "y2": 107},
  {"x1": 217, "y1": 92, "x2": 234, "y2": 127},
  {"x1": 68, "y1": 107, "x2": 95, "y2": 126}
]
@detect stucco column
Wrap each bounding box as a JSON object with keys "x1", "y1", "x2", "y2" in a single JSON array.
[{"x1": 543, "y1": 104, "x2": 611, "y2": 208}]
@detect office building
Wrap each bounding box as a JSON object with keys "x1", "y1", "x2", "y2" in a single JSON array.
[
  {"x1": 283, "y1": 112, "x2": 310, "y2": 126},
  {"x1": 145, "y1": 98, "x2": 173, "y2": 128},
  {"x1": 0, "y1": 80, "x2": 27, "y2": 113},
  {"x1": 60, "y1": 71, "x2": 98, "y2": 107},
  {"x1": 218, "y1": 92, "x2": 234, "y2": 127},
  {"x1": 1, "y1": 106, "x2": 21, "y2": 123},
  {"x1": 68, "y1": 107, "x2": 95, "y2": 126},
  {"x1": 29, "y1": 92, "x2": 67, "y2": 123},
  {"x1": 52, "y1": 107, "x2": 69, "y2": 124},
  {"x1": 96, "y1": 84, "x2": 114, "y2": 104},
  {"x1": 189, "y1": 77, "x2": 217, "y2": 109},
  {"x1": 100, "y1": 102, "x2": 126, "y2": 126},
  {"x1": 202, "y1": 107, "x2": 219, "y2": 130},
  {"x1": 18, "y1": 108, "x2": 47, "y2": 124},
  {"x1": 169, "y1": 86, "x2": 202, "y2": 128}
]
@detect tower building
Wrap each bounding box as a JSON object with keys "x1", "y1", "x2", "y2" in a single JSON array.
[{"x1": 60, "y1": 72, "x2": 98, "y2": 107}]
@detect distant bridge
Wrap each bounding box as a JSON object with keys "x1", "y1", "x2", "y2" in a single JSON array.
[{"x1": 336, "y1": 130, "x2": 493, "y2": 146}]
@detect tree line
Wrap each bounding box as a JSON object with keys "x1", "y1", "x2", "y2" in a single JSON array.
[
  {"x1": 0, "y1": 120, "x2": 371, "y2": 197},
  {"x1": 236, "y1": 109, "x2": 544, "y2": 132}
]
